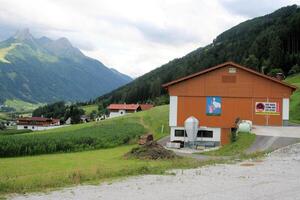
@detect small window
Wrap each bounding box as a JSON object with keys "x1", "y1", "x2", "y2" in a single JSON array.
[
  {"x1": 120, "y1": 111, "x2": 124, "y2": 114},
  {"x1": 174, "y1": 129, "x2": 187, "y2": 137},
  {"x1": 24, "y1": 126, "x2": 28, "y2": 129},
  {"x1": 32, "y1": 126, "x2": 35, "y2": 129},
  {"x1": 197, "y1": 130, "x2": 213, "y2": 138}
]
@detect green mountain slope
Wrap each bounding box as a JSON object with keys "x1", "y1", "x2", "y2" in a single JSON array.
[
  {"x1": 97, "y1": 5, "x2": 300, "y2": 105},
  {"x1": 285, "y1": 74, "x2": 300, "y2": 123},
  {"x1": 0, "y1": 29, "x2": 132, "y2": 103}
]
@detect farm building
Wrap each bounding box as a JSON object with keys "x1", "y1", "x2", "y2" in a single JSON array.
[
  {"x1": 107, "y1": 104, "x2": 141, "y2": 118},
  {"x1": 107, "y1": 103, "x2": 154, "y2": 118},
  {"x1": 17, "y1": 117, "x2": 60, "y2": 131},
  {"x1": 163, "y1": 62, "x2": 297, "y2": 146}
]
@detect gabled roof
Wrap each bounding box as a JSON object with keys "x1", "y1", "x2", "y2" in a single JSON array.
[
  {"x1": 17, "y1": 117, "x2": 59, "y2": 122},
  {"x1": 162, "y1": 61, "x2": 297, "y2": 91},
  {"x1": 107, "y1": 104, "x2": 140, "y2": 111}
]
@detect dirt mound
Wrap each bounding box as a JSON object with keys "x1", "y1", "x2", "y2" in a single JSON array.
[{"x1": 125, "y1": 141, "x2": 177, "y2": 160}]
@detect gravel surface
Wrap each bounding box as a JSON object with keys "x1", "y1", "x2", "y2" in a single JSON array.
[{"x1": 9, "y1": 143, "x2": 300, "y2": 200}]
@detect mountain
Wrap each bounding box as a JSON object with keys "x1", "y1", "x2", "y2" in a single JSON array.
[
  {"x1": 96, "y1": 5, "x2": 300, "y2": 105},
  {"x1": 0, "y1": 29, "x2": 132, "y2": 103}
]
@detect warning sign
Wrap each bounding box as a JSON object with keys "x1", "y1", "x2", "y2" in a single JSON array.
[{"x1": 255, "y1": 102, "x2": 280, "y2": 115}]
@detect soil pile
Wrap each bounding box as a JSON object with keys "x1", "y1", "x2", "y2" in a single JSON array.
[{"x1": 126, "y1": 141, "x2": 177, "y2": 160}]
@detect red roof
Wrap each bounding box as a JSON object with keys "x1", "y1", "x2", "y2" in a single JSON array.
[
  {"x1": 18, "y1": 117, "x2": 59, "y2": 122},
  {"x1": 162, "y1": 61, "x2": 297, "y2": 91},
  {"x1": 107, "y1": 104, "x2": 140, "y2": 111},
  {"x1": 140, "y1": 104, "x2": 154, "y2": 111}
]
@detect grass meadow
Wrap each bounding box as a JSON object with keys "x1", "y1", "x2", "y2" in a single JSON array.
[
  {"x1": 285, "y1": 73, "x2": 300, "y2": 124},
  {"x1": 0, "y1": 105, "x2": 196, "y2": 195}
]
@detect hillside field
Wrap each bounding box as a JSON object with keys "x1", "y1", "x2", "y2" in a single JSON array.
[
  {"x1": 0, "y1": 105, "x2": 200, "y2": 195},
  {"x1": 285, "y1": 73, "x2": 300, "y2": 124}
]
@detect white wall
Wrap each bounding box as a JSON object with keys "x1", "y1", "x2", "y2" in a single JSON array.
[
  {"x1": 17, "y1": 125, "x2": 63, "y2": 131},
  {"x1": 169, "y1": 96, "x2": 178, "y2": 126},
  {"x1": 109, "y1": 109, "x2": 127, "y2": 118},
  {"x1": 170, "y1": 126, "x2": 221, "y2": 143},
  {"x1": 282, "y1": 98, "x2": 289, "y2": 120}
]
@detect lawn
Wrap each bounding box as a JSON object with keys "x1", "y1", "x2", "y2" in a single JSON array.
[
  {"x1": 0, "y1": 105, "x2": 187, "y2": 195},
  {"x1": 0, "y1": 145, "x2": 201, "y2": 195},
  {"x1": 81, "y1": 104, "x2": 98, "y2": 115},
  {"x1": 285, "y1": 74, "x2": 300, "y2": 124},
  {"x1": 201, "y1": 133, "x2": 256, "y2": 156}
]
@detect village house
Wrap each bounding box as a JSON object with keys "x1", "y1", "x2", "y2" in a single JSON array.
[
  {"x1": 17, "y1": 117, "x2": 60, "y2": 131},
  {"x1": 163, "y1": 61, "x2": 297, "y2": 146},
  {"x1": 107, "y1": 104, "x2": 141, "y2": 118},
  {"x1": 107, "y1": 103, "x2": 154, "y2": 118}
]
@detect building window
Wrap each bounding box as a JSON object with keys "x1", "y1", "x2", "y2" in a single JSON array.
[
  {"x1": 32, "y1": 126, "x2": 35, "y2": 129},
  {"x1": 197, "y1": 130, "x2": 213, "y2": 138},
  {"x1": 120, "y1": 111, "x2": 124, "y2": 114},
  {"x1": 24, "y1": 126, "x2": 28, "y2": 129},
  {"x1": 174, "y1": 129, "x2": 187, "y2": 137}
]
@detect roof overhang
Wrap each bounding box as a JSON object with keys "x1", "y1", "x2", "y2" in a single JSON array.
[{"x1": 162, "y1": 61, "x2": 298, "y2": 92}]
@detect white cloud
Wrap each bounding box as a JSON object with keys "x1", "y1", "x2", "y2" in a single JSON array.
[{"x1": 0, "y1": 0, "x2": 298, "y2": 77}]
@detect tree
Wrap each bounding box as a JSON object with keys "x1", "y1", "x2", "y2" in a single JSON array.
[
  {"x1": 64, "y1": 105, "x2": 84, "y2": 124},
  {"x1": 288, "y1": 64, "x2": 300, "y2": 75},
  {"x1": 242, "y1": 54, "x2": 260, "y2": 71},
  {"x1": 269, "y1": 36, "x2": 284, "y2": 68}
]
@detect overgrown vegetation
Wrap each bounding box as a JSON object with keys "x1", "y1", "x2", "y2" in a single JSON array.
[
  {"x1": 202, "y1": 133, "x2": 256, "y2": 156},
  {"x1": 95, "y1": 5, "x2": 300, "y2": 106},
  {"x1": 0, "y1": 119, "x2": 145, "y2": 157}
]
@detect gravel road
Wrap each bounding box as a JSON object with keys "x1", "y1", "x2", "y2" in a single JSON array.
[{"x1": 9, "y1": 143, "x2": 300, "y2": 200}]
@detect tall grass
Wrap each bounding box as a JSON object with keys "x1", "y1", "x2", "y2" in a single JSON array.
[{"x1": 0, "y1": 120, "x2": 145, "y2": 157}]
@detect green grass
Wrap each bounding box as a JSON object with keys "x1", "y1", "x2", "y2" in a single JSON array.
[
  {"x1": 4, "y1": 99, "x2": 43, "y2": 113},
  {"x1": 0, "y1": 105, "x2": 170, "y2": 157},
  {"x1": 81, "y1": 104, "x2": 98, "y2": 115},
  {"x1": 0, "y1": 129, "x2": 32, "y2": 136},
  {"x1": 0, "y1": 43, "x2": 21, "y2": 63},
  {"x1": 285, "y1": 74, "x2": 300, "y2": 123},
  {"x1": 0, "y1": 112, "x2": 9, "y2": 121},
  {"x1": 0, "y1": 145, "x2": 201, "y2": 195},
  {"x1": 201, "y1": 133, "x2": 256, "y2": 156}
]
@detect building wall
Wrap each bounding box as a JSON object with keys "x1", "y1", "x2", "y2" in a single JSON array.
[
  {"x1": 177, "y1": 96, "x2": 283, "y2": 127},
  {"x1": 168, "y1": 66, "x2": 293, "y2": 98},
  {"x1": 168, "y1": 65, "x2": 293, "y2": 127},
  {"x1": 170, "y1": 126, "x2": 221, "y2": 143},
  {"x1": 17, "y1": 125, "x2": 62, "y2": 131}
]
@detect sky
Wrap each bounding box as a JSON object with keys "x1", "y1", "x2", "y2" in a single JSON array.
[{"x1": 0, "y1": 0, "x2": 299, "y2": 77}]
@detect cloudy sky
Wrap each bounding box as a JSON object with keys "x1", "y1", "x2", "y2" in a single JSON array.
[{"x1": 0, "y1": 0, "x2": 299, "y2": 77}]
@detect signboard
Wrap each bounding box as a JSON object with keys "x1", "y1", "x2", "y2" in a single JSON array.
[
  {"x1": 255, "y1": 102, "x2": 280, "y2": 115},
  {"x1": 206, "y1": 96, "x2": 221, "y2": 116}
]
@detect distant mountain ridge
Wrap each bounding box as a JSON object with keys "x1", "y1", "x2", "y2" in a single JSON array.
[
  {"x1": 97, "y1": 5, "x2": 300, "y2": 105},
  {"x1": 0, "y1": 29, "x2": 132, "y2": 103}
]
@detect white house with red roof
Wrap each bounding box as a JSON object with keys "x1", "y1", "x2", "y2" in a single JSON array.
[
  {"x1": 107, "y1": 104, "x2": 141, "y2": 118},
  {"x1": 17, "y1": 117, "x2": 61, "y2": 131}
]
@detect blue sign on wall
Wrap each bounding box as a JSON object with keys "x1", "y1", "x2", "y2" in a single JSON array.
[{"x1": 206, "y1": 96, "x2": 222, "y2": 116}]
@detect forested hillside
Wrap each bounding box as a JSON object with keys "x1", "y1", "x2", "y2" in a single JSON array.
[{"x1": 96, "y1": 5, "x2": 300, "y2": 106}]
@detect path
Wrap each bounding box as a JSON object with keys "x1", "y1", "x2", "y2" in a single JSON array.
[{"x1": 9, "y1": 143, "x2": 300, "y2": 200}]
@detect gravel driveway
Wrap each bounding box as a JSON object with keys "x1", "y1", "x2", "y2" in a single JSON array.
[{"x1": 9, "y1": 143, "x2": 300, "y2": 200}]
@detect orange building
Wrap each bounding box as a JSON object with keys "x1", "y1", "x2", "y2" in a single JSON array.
[{"x1": 163, "y1": 62, "x2": 297, "y2": 145}]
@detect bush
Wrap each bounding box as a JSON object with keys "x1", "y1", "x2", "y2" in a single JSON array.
[{"x1": 0, "y1": 121, "x2": 145, "y2": 157}]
